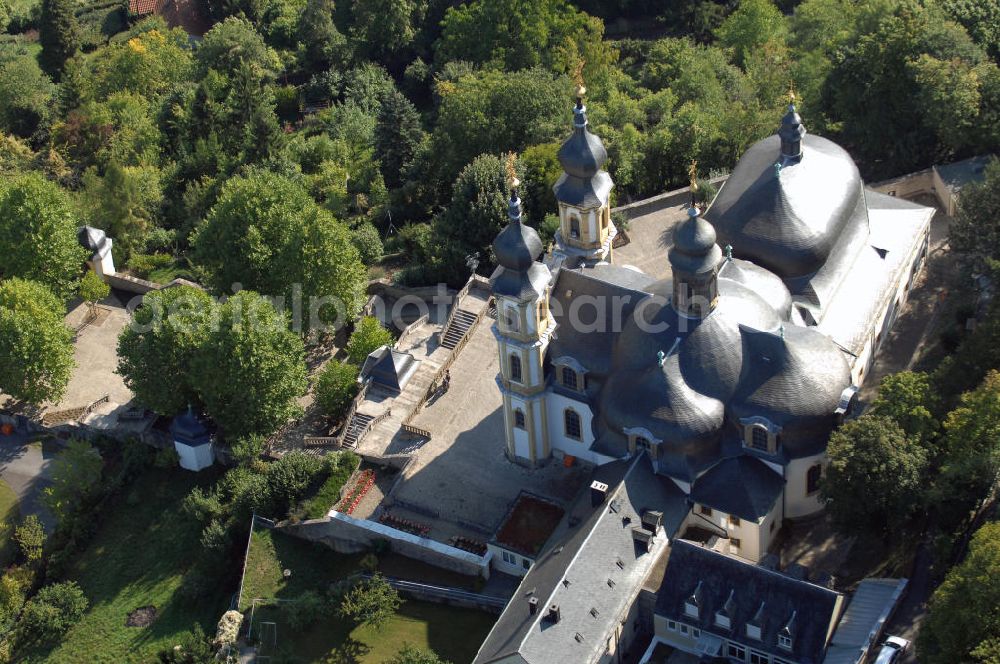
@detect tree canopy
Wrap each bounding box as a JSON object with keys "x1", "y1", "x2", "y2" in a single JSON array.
[{"x1": 0, "y1": 278, "x2": 75, "y2": 405}]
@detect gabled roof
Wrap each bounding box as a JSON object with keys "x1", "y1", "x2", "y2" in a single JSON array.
[
  {"x1": 474, "y1": 455, "x2": 689, "y2": 664},
  {"x1": 654, "y1": 540, "x2": 844, "y2": 663}
]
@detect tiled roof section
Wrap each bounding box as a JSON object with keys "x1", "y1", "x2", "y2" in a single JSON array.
[
  {"x1": 129, "y1": 0, "x2": 157, "y2": 14},
  {"x1": 654, "y1": 540, "x2": 844, "y2": 662},
  {"x1": 690, "y1": 455, "x2": 784, "y2": 522},
  {"x1": 474, "y1": 456, "x2": 690, "y2": 664}
]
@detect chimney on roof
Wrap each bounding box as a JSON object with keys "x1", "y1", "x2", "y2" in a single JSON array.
[
  {"x1": 642, "y1": 510, "x2": 663, "y2": 533},
  {"x1": 590, "y1": 480, "x2": 609, "y2": 507},
  {"x1": 632, "y1": 527, "x2": 653, "y2": 553},
  {"x1": 548, "y1": 604, "x2": 561, "y2": 623},
  {"x1": 528, "y1": 596, "x2": 539, "y2": 615}
]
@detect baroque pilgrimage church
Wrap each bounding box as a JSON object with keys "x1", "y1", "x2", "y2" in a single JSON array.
[{"x1": 475, "y1": 90, "x2": 931, "y2": 663}]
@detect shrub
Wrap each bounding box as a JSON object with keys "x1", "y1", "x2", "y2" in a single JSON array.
[
  {"x1": 351, "y1": 221, "x2": 384, "y2": 265},
  {"x1": 265, "y1": 452, "x2": 324, "y2": 516},
  {"x1": 157, "y1": 624, "x2": 215, "y2": 663},
  {"x1": 181, "y1": 487, "x2": 225, "y2": 526},
  {"x1": 346, "y1": 316, "x2": 394, "y2": 364},
  {"x1": 17, "y1": 581, "x2": 88, "y2": 644},
  {"x1": 281, "y1": 590, "x2": 327, "y2": 631},
  {"x1": 315, "y1": 361, "x2": 360, "y2": 420},
  {"x1": 153, "y1": 446, "x2": 180, "y2": 469},
  {"x1": 301, "y1": 452, "x2": 360, "y2": 519},
  {"x1": 13, "y1": 516, "x2": 44, "y2": 564},
  {"x1": 337, "y1": 574, "x2": 401, "y2": 631},
  {"x1": 128, "y1": 252, "x2": 173, "y2": 278},
  {"x1": 198, "y1": 519, "x2": 231, "y2": 555},
  {"x1": 212, "y1": 610, "x2": 243, "y2": 649},
  {"x1": 229, "y1": 434, "x2": 265, "y2": 466}
]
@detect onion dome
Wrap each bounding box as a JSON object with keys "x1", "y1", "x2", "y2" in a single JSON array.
[
  {"x1": 557, "y1": 100, "x2": 608, "y2": 179},
  {"x1": 669, "y1": 205, "x2": 723, "y2": 276},
  {"x1": 553, "y1": 97, "x2": 614, "y2": 209},
  {"x1": 489, "y1": 186, "x2": 551, "y2": 300},
  {"x1": 704, "y1": 106, "x2": 868, "y2": 280},
  {"x1": 493, "y1": 190, "x2": 542, "y2": 271},
  {"x1": 729, "y1": 324, "x2": 851, "y2": 458}
]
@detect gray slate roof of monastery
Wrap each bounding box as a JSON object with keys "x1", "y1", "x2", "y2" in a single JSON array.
[
  {"x1": 553, "y1": 170, "x2": 614, "y2": 208},
  {"x1": 689, "y1": 455, "x2": 784, "y2": 521},
  {"x1": 655, "y1": 540, "x2": 843, "y2": 663},
  {"x1": 705, "y1": 132, "x2": 869, "y2": 281},
  {"x1": 490, "y1": 261, "x2": 551, "y2": 300},
  {"x1": 935, "y1": 154, "x2": 994, "y2": 191},
  {"x1": 475, "y1": 456, "x2": 689, "y2": 664},
  {"x1": 359, "y1": 345, "x2": 418, "y2": 394},
  {"x1": 825, "y1": 578, "x2": 908, "y2": 664},
  {"x1": 718, "y1": 258, "x2": 792, "y2": 320}
]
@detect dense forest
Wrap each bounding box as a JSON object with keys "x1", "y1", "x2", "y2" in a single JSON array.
[{"x1": 0, "y1": 0, "x2": 998, "y2": 297}]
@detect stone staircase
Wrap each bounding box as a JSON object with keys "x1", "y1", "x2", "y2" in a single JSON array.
[
  {"x1": 341, "y1": 412, "x2": 374, "y2": 448},
  {"x1": 441, "y1": 309, "x2": 478, "y2": 349}
]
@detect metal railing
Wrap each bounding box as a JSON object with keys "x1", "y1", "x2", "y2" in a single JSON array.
[{"x1": 334, "y1": 381, "x2": 371, "y2": 447}]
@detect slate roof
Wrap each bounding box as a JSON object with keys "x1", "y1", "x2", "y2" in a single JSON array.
[
  {"x1": 359, "y1": 346, "x2": 418, "y2": 394},
  {"x1": 654, "y1": 540, "x2": 844, "y2": 663},
  {"x1": 825, "y1": 578, "x2": 908, "y2": 664},
  {"x1": 705, "y1": 132, "x2": 869, "y2": 281},
  {"x1": 474, "y1": 455, "x2": 690, "y2": 664},
  {"x1": 170, "y1": 408, "x2": 210, "y2": 446},
  {"x1": 935, "y1": 154, "x2": 994, "y2": 192},
  {"x1": 689, "y1": 455, "x2": 784, "y2": 521}
]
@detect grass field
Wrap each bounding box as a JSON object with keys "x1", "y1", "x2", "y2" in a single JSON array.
[
  {"x1": 243, "y1": 528, "x2": 495, "y2": 662},
  {"x1": 24, "y1": 469, "x2": 227, "y2": 664}
]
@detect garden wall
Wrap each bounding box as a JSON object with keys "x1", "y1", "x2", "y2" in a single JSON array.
[{"x1": 279, "y1": 512, "x2": 491, "y2": 579}]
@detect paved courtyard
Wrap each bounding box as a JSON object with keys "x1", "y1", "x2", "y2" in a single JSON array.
[
  {"x1": 376, "y1": 316, "x2": 589, "y2": 542},
  {"x1": 56, "y1": 297, "x2": 133, "y2": 412},
  {"x1": 613, "y1": 204, "x2": 688, "y2": 278}
]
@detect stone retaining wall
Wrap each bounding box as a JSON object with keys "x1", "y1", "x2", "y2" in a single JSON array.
[{"x1": 279, "y1": 512, "x2": 491, "y2": 579}]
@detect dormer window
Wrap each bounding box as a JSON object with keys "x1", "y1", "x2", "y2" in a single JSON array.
[
  {"x1": 746, "y1": 601, "x2": 765, "y2": 641},
  {"x1": 561, "y1": 366, "x2": 579, "y2": 390},
  {"x1": 684, "y1": 581, "x2": 702, "y2": 619},
  {"x1": 715, "y1": 589, "x2": 735, "y2": 629},
  {"x1": 747, "y1": 623, "x2": 761, "y2": 640},
  {"x1": 779, "y1": 634, "x2": 793, "y2": 649},
  {"x1": 715, "y1": 612, "x2": 730, "y2": 629},
  {"x1": 635, "y1": 437, "x2": 650, "y2": 453},
  {"x1": 779, "y1": 610, "x2": 796, "y2": 651},
  {"x1": 741, "y1": 417, "x2": 780, "y2": 454},
  {"x1": 624, "y1": 427, "x2": 661, "y2": 459}
]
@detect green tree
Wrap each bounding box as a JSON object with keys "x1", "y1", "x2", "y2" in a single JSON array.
[
  {"x1": 346, "y1": 316, "x2": 394, "y2": 364},
  {"x1": 53, "y1": 93, "x2": 163, "y2": 173},
  {"x1": 315, "y1": 361, "x2": 360, "y2": 419},
  {"x1": 821, "y1": 414, "x2": 928, "y2": 537},
  {"x1": 16, "y1": 581, "x2": 88, "y2": 644},
  {"x1": 193, "y1": 291, "x2": 308, "y2": 438},
  {"x1": 86, "y1": 21, "x2": 195, "y2": 100},
  {"x1": 385, "y1": 644, "x2": 451, "y2": 664},
  {"x1": 14, "y1": 515, "x2": 45, "y2": 564},
  {"x1": 282, "y1": 589, "x2": 327, "y2": 630},
  {"x1": 871, "y1": 371, "x2": 940, "y2": 447},
  {"x1": 81, "y1": 163, "x2": 163, "y2": 261},
  {"x1": 0, "y1": 57, "x2": 56, "y2": 139},
  {"x1": 191, "y1": 171, "x2": 367, "y2": 330},
  {"x1": 265, "y1": 451, "x2": 323, "y2": 515},
  {"x1": 351, "y1": 0, "x2": 423, "y2": 65},
  {"x1": 352, "y1": 222, "x2": 384, "y2": 265},
  {"x1": 430, "y1": 154, "x2": 514, "y2": 284},
  {"x1": 196, "y1": 16, "x2": 281, "y2": 79},
  {"x1": 299, "y1": 0, "x2": 347, "y2": 71},
  {"x1": 42, "y1": 440, "x2": 102, "y2": 520},
  {"x1": 38, "y1": 0, "x2": 79, "y2": 79},
  {"x1": 0, "y1": 173, "x2": 86, "y2": 300},
  {"x1": 116, "y1": 286, "x2": 215, "y2": 416},
  {"x1": 944, "y1": 0, "x2": 1000, "y2": 61},
  {"x1": 436, "y1": 0, "x2": 616, "y2": 85},
  {"x1": 949, "y1": 158, "x2": 1000, "y2": 272},
  {"x1": 0, "y1": 278, "x2": 75, "y2": 405},
  {"x1": 78, "y1": 271, "x2": 110, "y2": 316},
  {"x1": 920, "y1": 521, "x2": 1000, "y2": 664},
  {"x1": 936, "y1": 371, "x2": 1000, "y2": 526},
  {"x1": 715, "y1": 0, "x2": 787, "y2": 68},
  {"x1": 520, "y1": 142, "x2": 562, "y2": 222},
  {"x1": 337, "y1": 574, "x2": 401, "y2": 631},
  {"x1": 374, "y1": 90, "x2": 425, "y2": 189}
]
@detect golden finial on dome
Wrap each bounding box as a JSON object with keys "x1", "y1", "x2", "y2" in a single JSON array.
[
  {"x1": 688, "y1": 160, "x2": 699, "y2": 193},
  {"x1": 506, "y1": 153, "x2": 520, "y2": 191},
  {"x1": 788, "y1": 82, "x2": 797, "y2": 105},
  {"x1": 573, "y1": 59, "x2": 587, "y2": 100}
]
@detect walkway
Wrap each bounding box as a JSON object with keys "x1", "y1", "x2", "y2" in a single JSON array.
[{"x1": 0, "y1": 433, "x2": 57, "y2": 532}]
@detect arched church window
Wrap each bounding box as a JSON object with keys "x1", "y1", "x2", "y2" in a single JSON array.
[
  {"x1": 750, "y1": 425, "x2": 768, "y2": 451},
  {"x1": 570, "y1": 216, "x2": 580, "y2": 239},
  {"x1": 806, "y1": 464, "x2": 822, "y2": 495},
  {"x1": 564, "y1": 409, "x2": 582, "y2": 440},
  {"x1": 561, "y1": 366, "x2": 578, "y2": 390},
  {"x1": 514, "y1": 409, "x2": 526, "y2": 429},
  {"x1": 509, "y1": 354, "x2": 522, "y2": 382}
]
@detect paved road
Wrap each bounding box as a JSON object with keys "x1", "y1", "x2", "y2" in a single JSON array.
[
  {"x1": 0, "y1": 432, "x2": 57, "y2": 532},
  {"x1": 884, "y1": 539, "x2": 933, "y2": 663}
]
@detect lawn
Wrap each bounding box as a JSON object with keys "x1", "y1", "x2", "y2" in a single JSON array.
[
  {"x1": 24, "y1": 468, "x2": 228, "y2": 664},
  {"x1": 243, "y1": 528, "x2": 496, "y2": 662}
]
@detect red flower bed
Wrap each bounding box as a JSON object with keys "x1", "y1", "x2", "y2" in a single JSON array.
[{"x1": 337, "y1": 469, "x2": 375, "y2": 515}]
